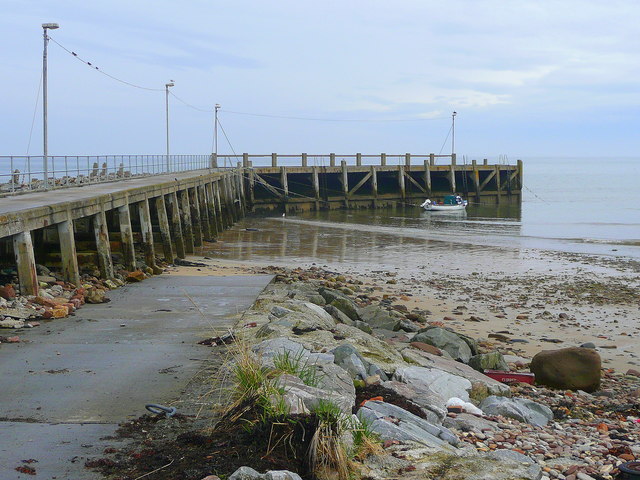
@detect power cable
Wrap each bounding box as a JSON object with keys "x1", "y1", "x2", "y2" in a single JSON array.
[
  {"x1": 26, "y1": 70, "x2": 43, "y2": 155},
  {"x1": 48, "y1": 36, "x2": 163, "y2": 91},
  {"x1": 169, "y1": 91, "x2": 214, "y2": 112},
  {"x1": 223, "y1": 109, "x2": 449, "y2": 123}
]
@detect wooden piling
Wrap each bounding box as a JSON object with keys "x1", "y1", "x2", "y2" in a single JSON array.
[
  {"x1": 449, "y1": 164, "x2": 457, "y2": 193},
  {"x1": 179, "y1": 189, "x2": 195, "y2": 253},
  {"x1": 189, "y1": 187, "x2": 203, "y2": 247},
  {"x1": 370, "y1": 165, "x2": 378, "y2": 208},
  {"x1": 92, "y1": 210, "x2": 114, "y2": 278},
  {"x1": 154, "y1": 195, "x2": 174, "y2": 263},
  {"x1": 213, "y1": 181, "x2": 225, "y2": 231},
  {"x1": 330, "y1": 153, "x2": 336, "y2": 167},
  {"x1": 312, "y1": 166, "x2": 320, "y2": 211},
  {"x1": 57, "y1": 216, "x2": 80, "y2": 286},
  {"x1": 424, "y1": 160, "x2": 432, "y2": 194},
  {"x1": 341, "y1": 160, "x2": 349, "y2": 207},
  {"x1": 398, "y1": 165, "x2": 406, "y2": 201},
  {"x1": 117, "y1": 204, "x2": 137, "y2": 271},
  {"x1": 205, "y1": 183, "x2": 219, "y2": 238},
  {"x1": 167, "y1": 192, "x2": 186, "y2": 259},
  {"x1": 495, "y1": 165, "x2": 502, "y2": 204},
  {"x1": 13, "y1": 230, "x2": 38, "y2": 296},
  {"x1": 381, "y1": 153, "x2": 386, "y2": 166},
  {"x1": 137, "y1": 198, "x2": 156, "y2": 269},
  {"x1": 472, "y1": 160, "x2": 480, "y2": 202},
  {"x1": 198, "y1": 185, "x2": 213, "y2": 240}
]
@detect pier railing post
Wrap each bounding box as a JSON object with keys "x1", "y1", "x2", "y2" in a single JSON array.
[
  {"x1": 57, "y1": 214, "x2": 81, "y2": 286},
  {"x1": 137, "y1": 197, "x2": 157, "y2": 270},
  {"x1": 301, "y1": 153, "x2": 308, "y2": 167},
  {"x1": 451, "y1": 153, "x2": 457, "y2": 166},
  {"x1": 155, "y1": 195, "x2": 175, "y2": 262},
  {"x1": 381, "y1": 153, "x2": 386, "y2": 166},
  {"x1": 429, "y1": 153, "x2": 435, "y2": 166},
  {"x1": 211, "y1": 153, "x2": 218, "y2": 169},
  {"x1": 356, "y1": 153, "x2": 362, "y2": 166},
  {"x1": 483, "y1": 158, "x2": 488, "y2": 165},
  {"x1": 405, "y1": 153, "x2": 411, "y2": 167},
  {"x1": 242, "y1": 153, "x2": 249, "y2": 168},
  {"x1": 118, "y1": 204, "x2": 137, "y2": 271},
  {"x1": 330, "y1": 153, "x2": 336, "y2": 167},
  {"x1": 13, "y1": 230, "x2": 38, "y2": 296},
  {"x1": 271, "y1": 153, "x2": 278, "y2": 167}
]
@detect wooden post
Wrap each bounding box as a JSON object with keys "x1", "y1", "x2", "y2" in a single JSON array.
[
  {"x1": 57, "y1": 216, "x2": 80, "y2": 286},
  {"x1": 93, "y1": 210, "x2": 114, "y2": 278},
  {"x1": 451, "y1": 153, "x2": 457, "y2": 166},
  {"x1": 211, "y1": 153, "x2": 218, "y2": 168},
  {"x1": 356, "y1": 153, "x2": 362, "y2": 166},
  {"x1": 13, "y1": 230, "x2": 38, "y2": 296},
  {"x1": 449, "y1": 164, "x2": 457, "y2": 193},
  {"x1": 197, "y1": 185, "x2": 213, "y2": 241},
  {"x1": 483, "y1": 158, "x2": 488, "y2": 165},
  {"x1": 179, "y1": 190, "x2": 195, "y2": 253},
  {"x1": 236, "y1": 162, "x2": 246, "y2": 217},
  {"x1": 472, "y1": 160, "x2": 480, "y2": 202},
  {"x1": 312, "y1": 166, "x2": 320, "y2": 211},
  {"x1": 381, "y1": 153, "x2": 386, "y2": 166},
  {"x1": 429, "y1": 153, "x2": 435, "y2": 166},
  {"x1": 495, "y1": 165, "x2": 502, "y2": 204},
  {"x1": 118, "y1": 204, "x2": 136, "y2": 271},
  {"x1": 247, "y1": 167, "x2": 255, "y2": 207},
  {"x1": 398, "y1": 165, "x2": 406, "y2": 200},
  {"x1": 280, "y1": 166, "x2": 289, "y2": 198},
  {"x1": 242, "y1": 152, "x2": 249, "y2": 168},
  {"x1": 189, "y1": 187, "x2": 203, "y2": 247},
  {"x1": 271, "y1": 153, "x2": 277, "y2": 167},
  {"x1": 155, "y1": 195, "x2": 174, "y2": 262},
  {"x1": 370, "y1": 165, "x2": 378, "y2": 208},
  {"x1": 330, "y1": 153, "x2": 336, "y2": 167},
  {"x1": 341, "y1": 160, "x2": 349, "y2": 207},
  {"x1": 137, "y1": 198, "x2": 156, "y2": 269},
  {"x1": 517, "y1": 159, "x2": 524, "y2": 191},
  {"x1": 424, "y1": 160, "x2": 432, "y2": 194},
  {"x1": 405, "y1": 153, "x2": 411, "y2": 167},
  {"x1": 214, "y1": 181, "x2": 227, "y2": 229},
  {"x1": 301, "y1": 153, "x2": 308, "y2": 167},
  {"x1": 205, "y1": 183, "x2": 219, "y2": 238},
  {"x1": 167, "y1": 192, "x2": 186, "y2": 258}
]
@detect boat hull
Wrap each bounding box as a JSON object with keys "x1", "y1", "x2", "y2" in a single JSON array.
[{"x1": 423, "y1": 204, "x2": 466, "y2": 211}]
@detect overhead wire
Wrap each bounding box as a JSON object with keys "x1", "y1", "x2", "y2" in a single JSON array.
[{"x1": 26, "y1": 70, "x2": 43, "y2": 155}]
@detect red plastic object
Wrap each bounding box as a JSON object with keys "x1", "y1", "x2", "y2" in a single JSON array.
[{"x1": 484, "y1": 370, "x2": 535, "y2": 385}]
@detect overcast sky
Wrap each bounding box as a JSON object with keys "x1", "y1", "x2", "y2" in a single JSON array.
[{"x1": 1, "y1": 0, "x2": 639, "y2": 157}]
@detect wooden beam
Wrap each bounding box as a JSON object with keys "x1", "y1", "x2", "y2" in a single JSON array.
[
  {"x1": 404, "y1": 170, "x2": 426, "y2": 193},
  {"x1": 478, "y1": 170, "x2": 496, "y2": 192},
  {"x1": 254, "y1": 173, "x2": 284, "y2": 198},
  {"x1": 348, "y1": 171, "x2": 372, "y2": 195}
]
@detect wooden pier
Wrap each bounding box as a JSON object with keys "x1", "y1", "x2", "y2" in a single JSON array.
[{"x1": 0, "y1": 153, "x2": 522, "y2": 294}]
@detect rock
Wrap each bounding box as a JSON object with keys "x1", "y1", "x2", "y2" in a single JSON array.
[
  {"x1": 331, "y1": 344, "x2": 369, "y2": 379},
  {"x1": 394, "y1": 366, "x2": 472, "y2": 406},
  {"x1": 410, "y1": 342, "x2": 445, "y2": 356},
  {"x1": 125, "y1": 270, "x2": 145, "y2": 282},
  {"x1": 324, "y1": 304, "x2": 353, "y2": 324},
  {"x1": 412, "y1": 327, "x2": 473, "y2": 363},
  {"x1": 468, "y1": 352, "x2": 509, "y2": 372},
  {"x1": 530, "y1": 347, "x2": 601, "y2": 392},
  {"x1": 284, "y1": 301, "x2": 335, "y2": 326},
  {"x1": 252, "y1": 337, "x2": 310, "y2": 364},
  {"x1": 265, "y1": 472, "x2": 303, "y2": 480},
  {"x1": 0, "y1": 318, "x2": 25, "y2": 328},
  {"x1": 85, "y1": 288, "x2": 108, "y2": 304},
  {"x1": 358, "y1": 400, "x2": 458, "y2": 449},
  {"x1": 399, "y1": 348, "x2": 510, "y2": 397},
  {"x1": 353, "y1": 320, "x2": 373, "y2": 334},
  {"x1": 580, "y1": 342, "x2": 596, "y2": 349},
  {"x1": 329, "y1": 297, "x2": 360, "y2": 321},
  {"x1": 443, "y1": 412, "x2": 498, "y2": 433},
  {"x1": 398, "y1": 318, "x2": 420, "y2": 332},
  {"x1": 271, "y1": 306, "x2": 293, "y2": 318},
  {"x1": 359, "y1": 305, "x2": 401, "y2": 331},
  {"x1": 380, "y1": 380, "x2": 446, "y2": 424},
  {"x1": 229, "y1": 467, "x2": 262, "y2": 480},
  {"x1": 625, "y1": 368, "x2": 640, "y2": 377},
  {"x1": 277, "y1": 374, "x2": 354, "y2": 414},
  {"x1": 479, "y1": 396, "x2": 553, "y2": 427},
  {"x1": 314, "y1": 360, "x2": 356, "y2": 400},
  {"x1": 51, "y1": 305, "x2": 69, "y2": 318},
  {"x1": 487, "y1": 450, "x2": 542, "y2": 480},
  {"x1": 0, "y1": 285, "x2": 16, "y2": 300},
  {"x1": 37, "y1": 275, "x2": 57, "y2": 283}
]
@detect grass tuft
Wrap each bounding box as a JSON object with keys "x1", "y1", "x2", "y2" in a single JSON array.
[{"x1": 273, "y1": 349, "x2": 321, "y2": 387}]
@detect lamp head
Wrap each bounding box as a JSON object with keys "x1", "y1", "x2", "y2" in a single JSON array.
[
  {"x1": 215, "y1": 104, "x2": 221, "y2": 109},
  {"x1": 42, "y1": 23, "x2": 60, "y2": 30},
  {"x1": 166, "y1": 81, "x2": 175, "y2": 88},
  {"x1": 453, "y1": 111, "x2": 457, "y2": 117}
]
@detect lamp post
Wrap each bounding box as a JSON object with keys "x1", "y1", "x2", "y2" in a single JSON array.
[
  {"x1": 42, "y1": 22, "x2": 59, "y2": 190},
  {"x1": 165, "y1": 80, "x2": 174, "y2": 172},
  {"x1": 214, "y1": 104, "x2": 221, "y2": 167},
  {"x1": 451, "y1": 111, "x2": 457, "y2": 157}
]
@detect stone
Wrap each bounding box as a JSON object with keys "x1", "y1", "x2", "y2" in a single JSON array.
[
  {"x1": 306, "y1": 294, "x2": 326, "y2": 306},
  {"x1": 229, "y1": 467, "x2": 263, "y2": 480},
  {"x1": 85, "y1": 288, "x2": 108, "y2": 304},
  {"x1": 277, "y1": 374, "x2": 354, "y2": 414},
  {"x1": 125, "y1": 270, "x2": 146, "y2": 282},
  {"x1": 329, "y1": 297, "x2": 360, "y2": 321},
  {"x1": 394, "y1": 366, "x2": 472, "y2": 406},
  {"x1": 331, "y1": 344, "x2": 369, "y2": 380},
  {"x1": 358, "y1": 400, "x2": 458, "y2": 449},
  {"x1": 412, "y1": 327, "x2": 473, "y2": 363},
  {"x1": 314, "y1": 361, "x2": 356, "y2": 400},
  {"x1": 0, "y1": 284, "x2": 16, "y2": 300},
  {"x1": 626, "y1": 368, "x2": 640, "y2": 377},
  {"x1": 380, "y1": 380, "x2": 446, "y2": 424},
  {"x1": 271, "y1": 306, "x2": 293, "y2": 318},
  {"x1": 399, "y1": 348, "x2": 510, "y2": 397},
  {"x1": 468, "y1": 352, "x2": 509, "y2": 372},
  {"x1": 410, "y1": 341, "x2": 445, "y2": 356},
  {"x1": 479, "y1": 396, "x2": 554, "y2": 427},
  {"x1": 487, "y1": 450, "x2": 542, "y2": 480},
  {"x1": 443, "y1": 412, "x2": 498, "y2": 433},
  {"x1": 0, "y1": 318, "x2": 25, "y2": 328},
  {"x1": 359, "y1": 305, "x2": 401, "y2": 331},
  {"x1": 353, "y1": 320, "x2": 373, "y2": 334},
  {"x1": 51, "y1": 305, "x2": 69, "y2": 318},
  {"x1": 252, "y1": 337, "x2": 310, "y2": 364},
  {"x1": 34, "y1": 296, "x2": 57, "y2": 308},
  {"x1": 580, "y1": 342, "x2": 596, "y2": 349},
  {"x1": 324, "y1": 304, "x2": 353, "y2": 325},
  {"x1": 530, "y1": 347, "x2": 601, "y2": 392}
]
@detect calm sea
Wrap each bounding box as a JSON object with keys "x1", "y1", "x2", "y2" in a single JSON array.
[{"x1": 204, "y1": 157, "x2": 640, "y2": 274}]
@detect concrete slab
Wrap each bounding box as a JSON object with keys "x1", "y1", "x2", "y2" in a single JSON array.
[{"x1": 0, "y1": 273, "x2": 273, "y2": 479}]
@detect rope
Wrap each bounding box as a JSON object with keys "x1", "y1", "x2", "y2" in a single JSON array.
[
  {"x1": 26, "y1": 70, "x2": 43, "y2": 156},
  {"x1": 48, "y1": 36, "x2": 163, "y2": 91},
  {"x1": 217, "y1": 119, "x2": 238, "y2": 158},
  {"x1": 438, "y1": 125, "x2": 453, "y2": 155}
]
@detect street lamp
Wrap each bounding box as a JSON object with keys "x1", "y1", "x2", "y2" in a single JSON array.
[
  {"x1": 165, "y1": 80, "x2": 174, "y2": 172},
  {"x1": 451, "y1": 111, "x2": 457, "y2": 157},
  {"x1": 214, "y1": 104, "x2": 221, "y2": 166},
  {"x1": 42, "y1": 22, "x2": 59, "y2": 189}
]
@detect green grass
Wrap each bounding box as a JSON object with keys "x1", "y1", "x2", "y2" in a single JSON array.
[{"x1": 273, "y1": 349, "x2": 321, "y2": 387}]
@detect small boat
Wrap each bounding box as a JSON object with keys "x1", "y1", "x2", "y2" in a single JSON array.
[{"x1": 420, "y1": 195, "x2": 468, "y2": 211}]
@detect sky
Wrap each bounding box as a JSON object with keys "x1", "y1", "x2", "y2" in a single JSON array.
[{"x1": 1, "y1": 0, "x2": 639, "y2": 158}]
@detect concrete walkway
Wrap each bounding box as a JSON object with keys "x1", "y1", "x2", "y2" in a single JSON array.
[{"x1": 0, "y1": 273, "x2": 273, "y2": 479}]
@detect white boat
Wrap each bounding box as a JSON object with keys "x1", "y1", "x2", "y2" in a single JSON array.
[{"x1": 420, "y1": 195, "x2": 468, "y2": 211}]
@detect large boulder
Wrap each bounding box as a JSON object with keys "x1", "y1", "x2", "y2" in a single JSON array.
[
  {"x1": 229, "y1": 466, "x2": 302, "y2": 480},
  {"x1": 331, "y1": 344, "x2": 369, "y2": 380},
  {"x1": 479, "y1": 396, "x2": 553, "y2": 427},
  {"x1": 359, "y1": 305, "x2": 402, "y2": 331},
  {"x1": 399, "y1": 348, "x2": 511, "y2": 397},
  {"x1": 468, "y1": 352, "x2": 509, "y2": 373},
  {"x1": 412, "y1": 327, "x2": 473, "y2": 363},
  {"x1": 277, "y1": 374, "x2": 354, "y2": 414},
  {"x1": 393, "y1": 366, "x2": 472, "y2": 406},
  {"x1": 324, "y1": 304, "x2": 353, "y2": 325},
  {"x1": 358, "y1": 400, "x2": 458, "y2": 449},
  {"x1": 329, "y1": 297, "x2": 361, "y2": 321},
  {"x1": 530, "y1": 347, "x2": 601, "y2": 392}
]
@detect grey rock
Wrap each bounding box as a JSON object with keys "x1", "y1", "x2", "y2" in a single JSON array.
[
  {"x1": 487, "y1": 450, "x2": 542, "y2": 480},
  {"x1": 360, "y1": 305, "x2": 401, "y2": 331},
  {"x1": 480, "y1": 396, "x2": 554, "y2": 427},
  {"x1": 394, "y1": 366, "x2": 472, "y2": 406},
  {"x1": 443, "y1": 412, "x2": 498, "y2": 433},
  {"x1": 271, "y1": 306, "x2": 293, "y2": 318},
  {"x1": 380, "y1": 380, "x2": 446, "y2": 424},
  {"x1": 353, "y1": 320, "x2": 373, "y2": 334},
  {"x1": 330, "y1": 297, "x2": 361, "y2": 321},
  {"x1": 252, "y1": 337, "x2": 309, "y2": 363},
  {"x1": 324, "y1": 304, "x2": 353, "y2": 325},
  {"x1": 229, "y1": 467, "x2": 302, "y2": 480},
  {"x1": 580, "y1": 342, "x2": 596, "y2": 349},
  {"x1": 413, "y1": 327, "x2": 473, "y2": 363},
  {"x1": 398, "y1": 318, "x2": 420, "y2": 332},
  {"x1": 278, "y1": 374, "x2": 354, "y2": 414},
  {"x1": 468, "y1": 352, "x2": 509, "y2": 373},
  {"x1": 314, "y1": 361, "x2": 356, "y2": 400},
  {"x1": 265, "y1": 471, "x2": 303, "y2": 480},
  {"x1": 307, "y1": 294, "x2": 326, "y2": 306},
  {"x1": 367, "y1": 363, "x2": 389, "y2": 381},
  {"x1": 0, "y1": 318, "x2": 26, "y2": 328},
  {"x1": 358, "y1": 400, "x2": 458, "y2": 449},
  {"x1": 399, "y1": 348, "x2": 511, "y2": 397},
  {"x1": 0, "y1": 307, "x2": 35, "y2": 320},
  {"x1": 331, "y1": 344, "x2": 370, "y2": 380}
]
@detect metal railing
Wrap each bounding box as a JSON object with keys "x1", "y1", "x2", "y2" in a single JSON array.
[
  {"x1": 213, "y1": 153, "x2": 455, "y2": 168},
  {"x1": 0, "y1": 154, "x2": 211, "y2": 195}
]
